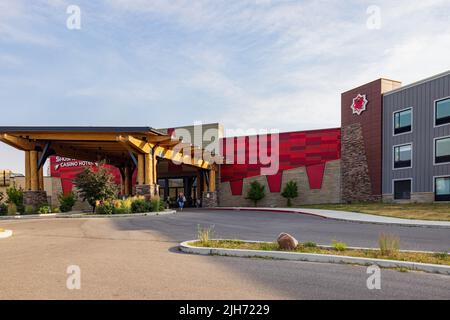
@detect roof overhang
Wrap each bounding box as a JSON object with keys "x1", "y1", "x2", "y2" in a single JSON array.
[{"x1": 0, "y1": 126, "x2": 213, "y2": 169}]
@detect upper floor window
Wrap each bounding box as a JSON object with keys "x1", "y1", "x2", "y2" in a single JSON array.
[
  {"x1": 394, "y1": 108, "x2": 412, "y2": 135},
  {"x1": 394, "y1": 144, "x2": 412, "y2": 169},
  {"x1": 435, "y1": 137, "x2": 450, "y2": 164},
  {"x1": 435, "y1": 98, "x2": 450, "y2": 126}
]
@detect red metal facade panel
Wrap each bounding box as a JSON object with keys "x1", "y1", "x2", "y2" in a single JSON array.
[{"x1": 220, "y1": 128, "x2": 341, "y2": 194}]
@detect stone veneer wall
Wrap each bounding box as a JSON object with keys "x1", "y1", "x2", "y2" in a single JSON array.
[
  {"x1": 218, "y1": 160, "x2": 341, "y2": 207},
  {"x1": 341, "y1": 124, "x2": 378, "y2": 202},
  {"x1": 383, "y1": 192, "x2": 434, "y2": 203}
]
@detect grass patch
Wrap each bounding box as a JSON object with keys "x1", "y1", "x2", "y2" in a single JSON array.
[
  {"x1": 189, "y1": 240, "x2": 450, "y2": 266},
  {"x1": 302, "y1": 202, "x2": 450, "y2": 221}
]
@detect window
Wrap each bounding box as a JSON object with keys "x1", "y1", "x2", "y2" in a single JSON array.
[
  {"x1": 435, "y1": 137, "x2": 450, "y2": 164},
  {"x1": 394, "y1": 180, "x2": 411, "y2": 200},
  {"x1": 394, "y1": 108, "x2": 412, "y2": 134},
  {"x1": 435, "y1": 98, "x2": 450, "y2": 126},
  {"x1": 394, "y1": 144, "x2": 412, "y2": 169},
  {"x1": 435, "y1": 177, "x2": 450, "y2": 201}
]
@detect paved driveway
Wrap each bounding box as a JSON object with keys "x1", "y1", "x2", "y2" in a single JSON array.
[
  {"x1": 114, "y1": 209, "x2": 450, "y2": 252},
  {"x1": 0, "y1": 210, "x2": 448, "y2": 299}
]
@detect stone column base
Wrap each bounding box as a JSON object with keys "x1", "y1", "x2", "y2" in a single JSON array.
[
  {"x1": 202, "y1": 191, "x2": 218, "y2": 207},
  {"x1": 134, "y1": 184, "x2": 160, "y2": 200},
  {"x1": 24, "y1": 191, "x2": 48, "y2": 208}
]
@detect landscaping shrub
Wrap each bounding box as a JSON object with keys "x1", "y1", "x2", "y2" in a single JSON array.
[
  {"x1": 58, "y1": 192, "x2": 76, "y2": 213},
  {"x1": 52, "y1": 206, "x2": 61, "y2": 213},
  {"x1": 24, "y1": 205, "x2": 36, "y2": 215},
  {"x1": 281, "y1": 180, "x2": 299, "y2": 207},
  {"x1": 150, "y1": 197, "x2": 165, "y2": 212},
  {"x1": 111, "y1": 198, "x2": 133, "y2": 214},
  {"x1": 378, "y1": 233, "x2": 400, "y2": 256},
  {"x1": 0, "y1": 203, "x2": 7, "y2": 215},
  {"x1": 95, "y1": 201, "x2": 115, "y2": 215},
  {"x1": 246, "y1": 181, "x2": 265, "y2": 207},
  {"x1": 7, "y1": 203, "x2": 17, "y2": 215},
  {"x1": 6, "y1": 186, "x2": 24, "y2": 213},
  {"x1": 332, "y1": 240, "x2": 347, "y2": 252},
  {"x1": 38, "y1": 205, "x2": 51, "y2": 214},
  {"x1": 131, "y1": 198, "x2": 151, "y2": 213},
  {"x1": 197, "y1": 224, "x2": 215, "y2": 246}
]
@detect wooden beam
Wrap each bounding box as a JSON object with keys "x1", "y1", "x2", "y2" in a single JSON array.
[
  {"x1": 0, "y1": 134, "x2": 36, "y2": 151},
  {"x1": 13, "y1": 132, "x2": 121, "y2": 142}
]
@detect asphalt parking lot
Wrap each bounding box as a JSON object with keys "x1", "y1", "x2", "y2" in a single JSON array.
[{"x1": 0, "y1": 209, "x2": 448, "y2": 299}]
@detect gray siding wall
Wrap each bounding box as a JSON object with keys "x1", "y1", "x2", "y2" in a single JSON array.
[{"x1": 382, "y1": 73, "x2": 450, "y2": 194}]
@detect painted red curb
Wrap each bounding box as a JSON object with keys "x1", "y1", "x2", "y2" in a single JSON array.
[{"x1": 204, "y1": 207, "x2": 328, "y2": 219}]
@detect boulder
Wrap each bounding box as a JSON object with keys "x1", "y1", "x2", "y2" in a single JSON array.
[{"x1": 277, "y1": 232, "x2": 298, "y2": 250}]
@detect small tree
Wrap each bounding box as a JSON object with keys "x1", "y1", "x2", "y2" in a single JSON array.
[
  {"x1": 281, "y1": 180, "x2": 298, "y2": 207},
  {"x1": 246, "y1": 181, "x2": 265, "y2": 207},
  {"x1": 6, "y1": 186, "x2": 24, "y2": 213},
  {"x1": 74, "y1": 165, "x2": 118, "y2": 212}
]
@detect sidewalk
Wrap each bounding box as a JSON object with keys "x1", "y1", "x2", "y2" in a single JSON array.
[{"x1": 215, "y1": 207, "x2": 450, "y2": 228}]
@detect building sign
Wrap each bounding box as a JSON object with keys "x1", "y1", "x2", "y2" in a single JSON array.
[
  {"x1": 52, "y1": 156, "x2": 97, "y2": 171},
  {"x1": 351, "y1": 94, "x2": 368, "y2": 115},
  {"x1": 50, "y1": 156, "x2": 122, "y2": 195}
]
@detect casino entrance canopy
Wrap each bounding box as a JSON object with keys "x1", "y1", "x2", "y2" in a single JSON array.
[{"x1": 0, "y1": 126, "x2": 217, "y2": 201}]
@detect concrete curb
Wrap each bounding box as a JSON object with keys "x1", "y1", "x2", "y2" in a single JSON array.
[
  {"x1": 210, "y1": 207, "x2": 450, "y2": 228},
  {"x1": 0, "y1": 210, "x2": 176, "y2": 220},
  {"x1": 179, "y1": 240, "x2": 450, "y2": 275},
  {"x1": 0, "y1": 213, "x2": 57, "y2": 220},
  {"x1": 55, "y1": 210, "x2": 177, "y2": 218},
  {"x1": 0, "y1": 229, "x2": 13, "y2": 239}
]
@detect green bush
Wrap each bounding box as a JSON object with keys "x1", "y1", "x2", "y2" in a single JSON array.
[
  {"x1": 131, "y1": 198, "x2": 151, "y2": 213},
  {"x1": 6, "y1": 186, "x2": 24, "y2": 213},
  {"x1": 112, "y1": 198, "x2": 132, "y2": 214},
  {"x1": 7, "y1": 203, "x2": 17, "y2": 215},
  {"x1": 95, "y1": 201, "x2": 115, "y2": 215},
  {"x1": 24, "y1": 205, "x2": 36, "y2": 215},
  {"x1": 58, "y1": 192, "x2": 76, "y2": 213},
  {"x1": 281, "y1": 181, "x2": 299, "y2": 207},
  {"x1": 331, "y1": 240, "x2": 347, "y2": 252},
  {"x1": 38, "y1": 205, "x2": 51, "y2": 214},
  {"x1": 150, "y1": 198, "x2": 165, "y2": 212},
  {"x1": 0, "y1": 203, "x2": 7, "y2": 215},
  {"x1": 246, "y1": 181, "x2": 265, "y2": 207},
  {"x1": 52, "y1": 206, "x2": 61, "y2": 213}
]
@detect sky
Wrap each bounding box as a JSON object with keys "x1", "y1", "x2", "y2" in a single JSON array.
[{"x1": 1, "y1": 0, "x2": 450, "y2": 174}]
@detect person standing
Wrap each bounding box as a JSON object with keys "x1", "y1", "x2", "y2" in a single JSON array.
[{"x1": 177, "y1": 192, "x2": 186, "y2": 211}]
